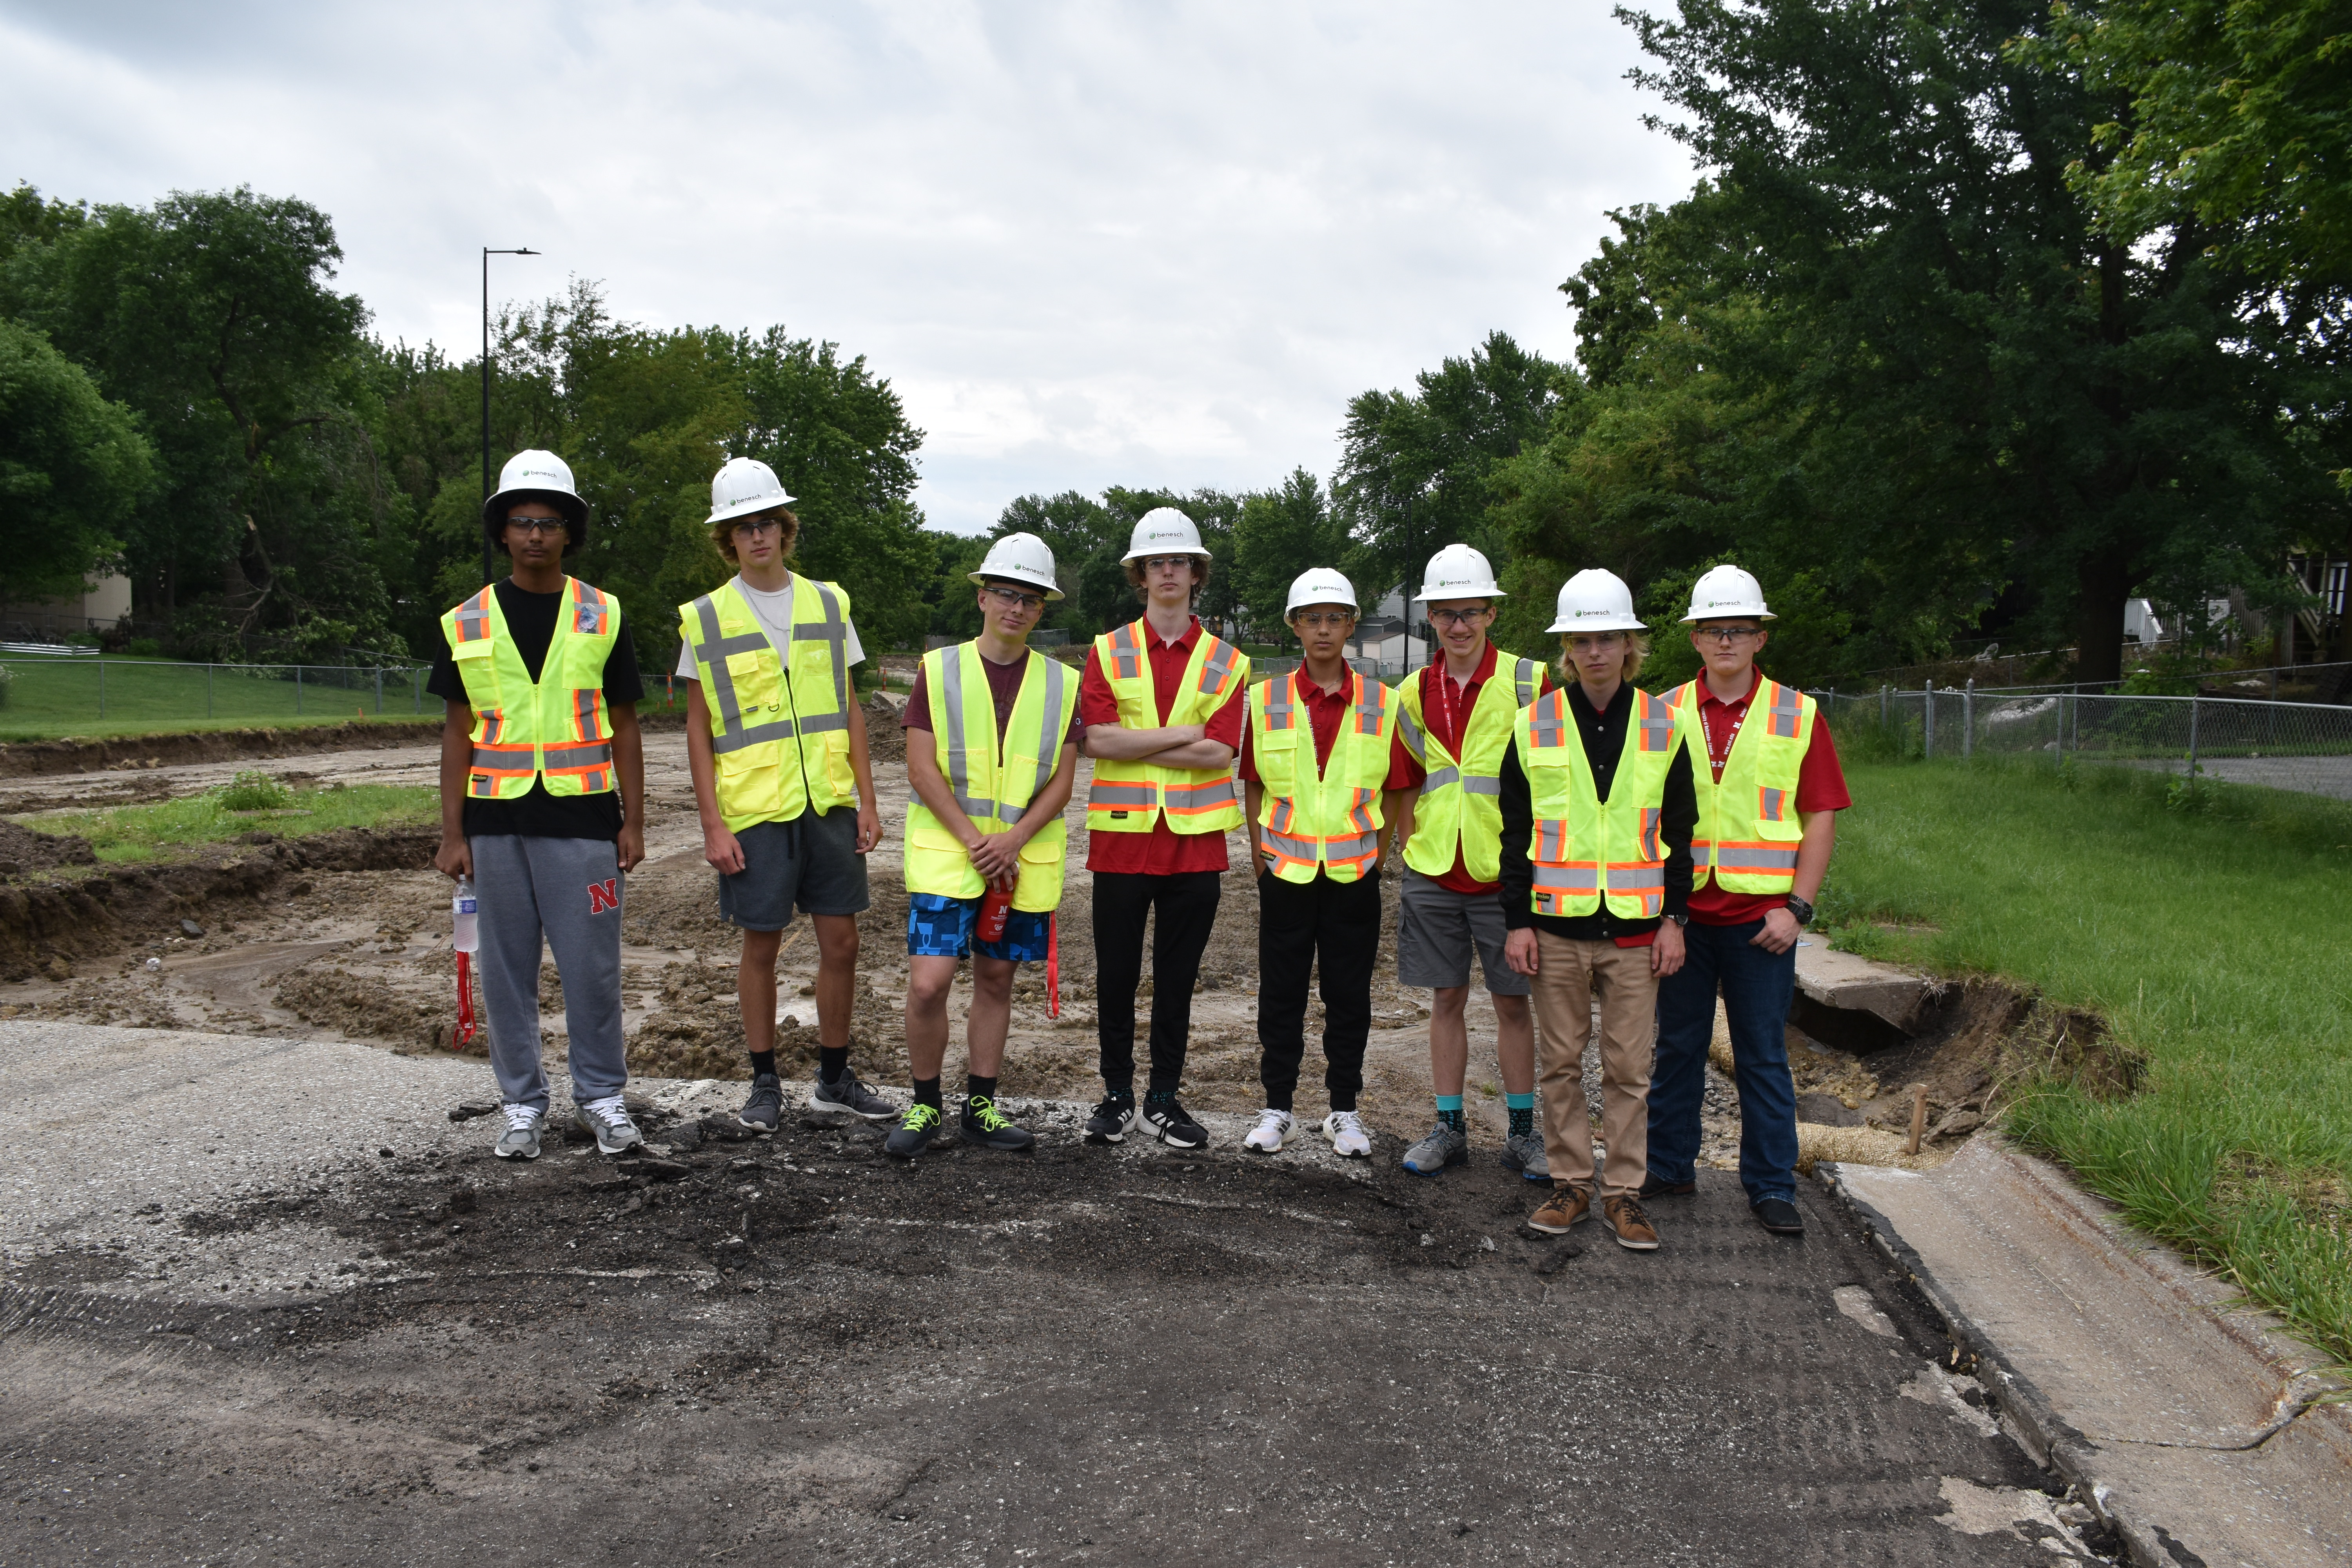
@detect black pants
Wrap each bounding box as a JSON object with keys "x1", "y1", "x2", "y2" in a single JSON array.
[
  {"x1": 1255, "y1": 867, "x2": 1381, "y2": 1114},
  {"x1": 1092, "y1": 869, "x2": 1223, "y2": 1096}
]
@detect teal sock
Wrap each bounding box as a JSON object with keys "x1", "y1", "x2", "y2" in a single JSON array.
[
  {"x1": 1506, "y1": 1093, "x2": 1536, "y2": 1139},
  {"x1": 1436, "y1": 1094, "x2": 1464, "y2": 1133}
]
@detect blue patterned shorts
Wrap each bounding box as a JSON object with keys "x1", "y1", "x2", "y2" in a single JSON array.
[{"x1": 906, "y1": 891, "x2": 1051, "y2": 962}]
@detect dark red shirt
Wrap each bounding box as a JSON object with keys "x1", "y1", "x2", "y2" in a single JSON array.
[
  {"x1": 902, "y1": 647, "x2": 1085, "y2": 749},
  {"x1": 1392, "y1": 645, "x2": 1554, "y2": 895},
  {"x1": 1684, "y1": 668, "x2": 1852, "y2": 926},
  {"x1": 1078, "y1": 617, "x2": 1248, "y2": 875},
  {"x1": 1238, "y1": 668, "x2": 1418, "y2": 787}
]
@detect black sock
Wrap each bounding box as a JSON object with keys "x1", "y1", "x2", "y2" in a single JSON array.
[
  {"x1": 749, "y1": 1051, "x2": 777, "y2": 1079},
  {"x1": 1329, "y1": 1098, "x2": 1357, "y2": 1114},
  {"x1": 1507, "y1": 1105, "x2": 1534, "y2": 1138},
  {"x1": 965, "y1": 1074, "x2": 998, "y2": 1103},
  {"x1": 818, "y1": 1046, "x2": 849, "y2": 1083},
  {"x1": 1102, "y1": 1083, "x2": 1134, "y2": 1102},
  {"x1": 913, "y1": 1075, "x2": 943, "y2": 1111},
  {"x1": 1437, "y1": 1107, "x2": 1466, "y2": 1132},
  {"x1": 1145, "y1": 1088, "x2": 1177, "y2": 1105}
]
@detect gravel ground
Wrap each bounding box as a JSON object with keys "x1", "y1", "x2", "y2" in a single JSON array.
[{"x1": 2, "y1": 1019, "x2": 2121, "y2": 1566}]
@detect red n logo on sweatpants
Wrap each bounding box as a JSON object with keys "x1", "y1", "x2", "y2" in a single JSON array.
[{"x1": 587, "y1": 878, "x2": 620, "y2": 915}]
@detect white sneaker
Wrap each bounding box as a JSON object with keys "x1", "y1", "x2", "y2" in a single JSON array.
[
  {"x1": 1322, "y1": 1109, "x2": 1372, "y2": 1159},
  {"x1": 1243, "y1": 1108, "x2": 1296, "y2": 1154},
  {"x1": 572, "y1": 1094, "x2": 644, "y2": 1156}
]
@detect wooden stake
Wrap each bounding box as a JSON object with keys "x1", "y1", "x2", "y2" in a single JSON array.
[{"x1": 1906, "y1": 1083, "x2": 1929, "y2": 1155}]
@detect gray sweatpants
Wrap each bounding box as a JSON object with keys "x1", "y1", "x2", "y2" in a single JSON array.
[{"x1": 471, "y1": 834, "x2": 628, "y2": 1114}]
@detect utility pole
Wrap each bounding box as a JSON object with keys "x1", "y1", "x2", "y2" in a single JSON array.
[{"x1": 481, "y1": 246, "x2": 540, "y2": 586}]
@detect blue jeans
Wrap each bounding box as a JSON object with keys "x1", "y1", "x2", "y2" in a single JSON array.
[{"x1": 1648, "y1": 919, "x2": 1798, "y2": 1205}]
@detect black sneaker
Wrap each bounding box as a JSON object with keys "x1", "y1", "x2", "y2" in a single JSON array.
[
  {"x1": 1084, "y1": 1093, "x2": 1137, "y2": 1146},
  {"x1": 961, "y1": 1096, "x2": 1036, "y2": 1152},
  {"x1": 1752, "y1": 1197, "x2": 1805, "y2": 1235},
  {"x1": 1641, "y1": 1172, "x2": 1697, "y2": 1199},
  {"x1": 1141, "y1": 1097, "x2": 1207, "y2": 1150},
  {"x1": 884, "y1": 1102, "x2": 942, "y2": 1160},
  {"x1": 738, "y1": 1072, "x2": 784, "y2": 1133}
]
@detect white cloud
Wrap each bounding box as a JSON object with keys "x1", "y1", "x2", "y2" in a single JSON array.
[{"x1": 0, "y1": 0, "x2": 1691, "y2": 532}]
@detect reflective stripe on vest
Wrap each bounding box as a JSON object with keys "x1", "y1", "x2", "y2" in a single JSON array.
[
  {"x1": 442, "y1": 577, "x2": 618, "y2": 802},
  {"x1": 1085, "y1": 620, "x2": 1247, "y2": 834},
  {"x1": 1671, "y1": 676, "x2": 1812, "y2": 893},
  {"x1": 1516, "y1": 686, "x2": 1677, "y2": 918},
  {"x1": 1250, "y1": 668, "x2": 1396, "y2": 883},
  {"x1": 681, "y1": 575, "x2": 859, "y2": 833}
]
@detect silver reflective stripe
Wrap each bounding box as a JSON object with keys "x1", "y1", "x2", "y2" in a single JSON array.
[
  {"x1": 1397, "y1": 705, "x2": 1426, "y2": 762},
  {"x1": 1641, "y1": 697, "x2": 1675, "y2": 752},
  {"x1": 1351, "y1": 674, "x2": 1382, "y2": 733},
  {"x1": 453, "y1": 592, "x2": 492, "y2": 643},
  {"x1": 1534, "y1": 821, "x2": 1567, "y2": 861},
  {"x1": 795, "y1": 711, "x2": 849, "y2": 735},
  {"x1": 1028, "y1": 656, "x2": 1068, "y2": 802},
  {"x1": 1326, "y1": 830, "x2": 1378, "y2": 859},
  {"x1": 1421, "y1": 766, "x2": 1461, "y2": 793},
  {"x1": 711, "y1": 719, "x2": 797, "y2": 755},
  {"x1": 1460, "y1": 776, "x2": 1501, "y2": 797},
  {"x1": 1761, "y1": 786, "x2": 1785, "y2": 822},
  {"x1": 1261, "y1": 675, "x2": 1295, "y2": 727},
  {"x1": 1514, "y1": 658, "x2": 1538, "y2": 710},
  {"x1": 573, "y1": 581, "x2": 607, "y2": 634},
  {"x1": 470, "y1": 748, "x2": 531, "y2": 769},
  {"x1": 1769, "y1": 682, "x2": 1802, "y2": 737},
  {"x1": 941, "y1": 649, "x2": 972, "y2": 818},
  {"x1": 794, "y1": 579, "x2": 852, "y2": 720},
  {"x1": 1608, "y1": 866, "x2": 1665, "y2": 891},
  {"x1": 1533, "y1": 864, "x2": 1599, "y2": 893},
  {"x1": 573, "y1": 688, "x2": 599, "y2": 740},
  {"x1": 1530, "y1": 698, "x2": 1566, "y2": 747},
  {"x1": 690, "y1": 593, "x2": 775, "y2": 741},
  {"x1": 1718, "y1": 845, "x2": 1800, "y2": 871},
  {"x1": 956, "y1": 795, "x2": 1002, "y2": 819},
  {"x1": 1091, "y1": 782, "x2": 1158, "y2": 807},
  {"x1": 1199, "y1": 639, "x2": 1240, "y2": 693},
  {"x1": 1691, "y1": 839, "x2": 1716, "y2": 868},
  {"x1": 1166, "y1": 775, "x2": 1238, "y2": 808},
  {"x1": 542, "y1": 742, "x2": 614, "y2": 769},
  {"x1": 1263, "y1": 829, "x2": 1320, "y2": 859}
]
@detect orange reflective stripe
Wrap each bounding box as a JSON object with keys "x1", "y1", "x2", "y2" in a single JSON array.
[
  {"x1": 1758, "y1": 786, "x2": 1787, "y2": 824},
  {"x1": 451, "y1": 589, "x2": 494, "y2": 644},
  {"x1": 570, "y1": 578, "x2": 610, "y2": 636},
  {"x1": 1163, "y1": 776, "x2": 1238, "y2": 815},
  {"x1": 1107, "y1": 622, "x2": 1142, "y2": 681},
  {"x1": 1527, "y1": 691, "x2": 1570, "y2": 748},
  {"x1": 1197, "y1": 637, "x2": 1241, "y2": 699}
]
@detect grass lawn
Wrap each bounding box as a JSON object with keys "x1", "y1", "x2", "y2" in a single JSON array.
[
  {"x1": 24, "y1": 782, "x2": 439, "y2": 864},
  {"x1": 0, "y1": 658, "x2": 442, "y2": 739},
  {"x1": 1824, "y1": 745, "x2": 2352, "y2": 1370}
]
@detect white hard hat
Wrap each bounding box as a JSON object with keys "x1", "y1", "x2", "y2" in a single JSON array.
[
  {"x1": 707, "y1": 456, "x2": 796, "y2": 526},
  {"x1": 1681, "y1": 563, "x2": 1775, "y2": 622},
  {"x1": 1285, "y1": 567, "x2": 1358, "y2": 615},
  {"x1": 1546, "y1": 568, "x2": 1647, "y2": 634},
  {"x1": 968, "y1": 531, "x2": 1064, "y2": 599},
  {"x1": 1412, "y1": 543, "x2": 1505, "y2": 602},
  {"x1": 483, "y1": 448, "x2": 586, "y2": 529},
  {"x1": 1120, "y1": 507, "x2": 1211, "y2": 562}
]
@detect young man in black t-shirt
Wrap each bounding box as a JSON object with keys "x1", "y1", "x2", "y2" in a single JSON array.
[{"x1": 428, "y1": 451, "x2": 647, "y2": 1161}]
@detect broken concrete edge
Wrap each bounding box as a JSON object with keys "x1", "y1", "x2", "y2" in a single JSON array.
[{"x1": 1816, "y1": 1152, "x2": 2207, "y2": 1568}]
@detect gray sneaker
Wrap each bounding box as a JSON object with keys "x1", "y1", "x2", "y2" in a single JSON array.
[
  {"x1": 1501, "y1": 1130, "x2": 1550, "y2": 1181},
  {"x1": 739, "y1": 1072, "x2": 784, "y2": 1133},
  {"x1": 810, "y1": 1069, "x2": 897, "y2": 1124},
  {"x1": 573, "y1": 1094, "x2": 644, "y2": 1156},
  {"x1": 494, "y1": 1104, "x2": 543, "y2": 1161},
  {"x1": 1401, "y1": 1120, "x2": 1469, "y2": 1176}
]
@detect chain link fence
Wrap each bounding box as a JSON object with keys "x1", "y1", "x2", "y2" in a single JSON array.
[
  {"x1": 0, "y1": 657, "x2": 443, "y2": 733},
  {"x1": 1818, "y1": 684, "x2": 2352, "y2": 801}
]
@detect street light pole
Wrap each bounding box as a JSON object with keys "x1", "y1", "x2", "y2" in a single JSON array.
[{"x1": 481, "y1": 246, "x2": 539, "y2": 586}]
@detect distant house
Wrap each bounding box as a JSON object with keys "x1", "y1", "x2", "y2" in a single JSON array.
[{"x1": 0, "y1": 570, "x2": 131, "y2": 644}]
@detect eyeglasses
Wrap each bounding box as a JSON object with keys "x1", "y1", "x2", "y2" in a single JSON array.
[
  {"x1": 983, "y1": 585, "x2": 1046, "y2": 613},
  {"x1": 1429, "y1": 608, "x2": 1491, "y2": 628},
  {"x1": 731, "y1": 518, "x2": 785, "y2": 539},
  {"x1": 504, "y1": 517, "x2": 567, "y2": 537},
  {"x1": 1292, "y1": 612, "x2": 1355, "y2": 630},
  {"x1": 1694, "y1": 626, "x2": 1763, "y2": 644},
  {"x1": 1140, "y1": 555, "x2": 1197, "y2": 573},
  {"x1": 1566, "y1": 633, "x2": 1626, "y2": 651}
]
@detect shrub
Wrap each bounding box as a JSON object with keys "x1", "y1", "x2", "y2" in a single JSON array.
[{"x1": 216, "y1": 769, "x2": 294, "y2": 811}]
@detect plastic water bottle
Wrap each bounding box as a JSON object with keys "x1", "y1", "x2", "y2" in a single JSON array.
[{"x1": 452, "y1": 875, "x2": 479, "y2": 954}]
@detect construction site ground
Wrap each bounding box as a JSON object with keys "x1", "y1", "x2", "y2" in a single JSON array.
[{"x1": 2, "y1": 715, "x2": 2123, "y2": 1564}]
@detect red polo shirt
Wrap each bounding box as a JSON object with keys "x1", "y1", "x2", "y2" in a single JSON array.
[
  {"x1": 1238, "y1": 667, "x2": 1419, "y2": 786},
  {"x1": 1078, "y1": 617, "x2": 1249, "y2": 876},
  {"x1": 1686, "y1": 668, "x2": 1851, "y2": 926},
  {"x1": 1391, "y1": 645, "x2": 1554, "y2": 894}
]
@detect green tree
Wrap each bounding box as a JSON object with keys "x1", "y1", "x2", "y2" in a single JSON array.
[
  {"x1": 1232, "y1": 468, "x2": 1349, "y2": 637},
  {"x1": 0, "y1": 319, "x2": 156, "y2": 604}
]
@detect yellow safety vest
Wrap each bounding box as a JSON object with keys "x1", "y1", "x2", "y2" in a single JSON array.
[
  {"x1": 1250, "y1": 668, "x2": 1399, "y2": 884},
  {"x1": 902, "y1": 642, "x2": 1081, "y2": 912},
  {"x1": 1396, "y1": 652, "x2": 1542, "y2": 884},
  {"x1": 1084, "y1": 619, "x2": 1248, "y2": 835},
  {"x1": 679, "y1": 575, "x2": 858, "y2": 833},
  {"x1": 1668, "y1": 675, "x2": 1813, "y2": 893},
  {"x1": 441, "y1": 578, "x2": 619, "y2": 800},
  {"x1": 1516, "y1": 684, "x2": 1679, "y2": 919}
]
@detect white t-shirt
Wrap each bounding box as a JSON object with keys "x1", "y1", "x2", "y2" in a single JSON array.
[{"x1": 675, "y1": 573, "x2": 866, "y2": 679}]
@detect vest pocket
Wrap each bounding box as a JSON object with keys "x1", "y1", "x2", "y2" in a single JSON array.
[
  {"x1": 724, "y1": 650, "x2": 780, "y2": 715},
  {"x1": 1013, "y1": 826, "x2": 1067, "y2": 911}
]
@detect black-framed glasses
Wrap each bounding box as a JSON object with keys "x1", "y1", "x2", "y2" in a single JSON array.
[
  {"x1": 984, "y1": 585, "x2": 1046, "y2": 613},
  {"x1": 1695, "y1": 626, "x2": 1763, "y2": 644},
  {"x1": 731, "y1": 517, "x2": 785, "y2": 539},
  {"x1": 504, "y1": 517, "x2": 567, "y2": 537},
  {"x1": 1429, "y1": 607, "x2": 1491, "y2": 628}
]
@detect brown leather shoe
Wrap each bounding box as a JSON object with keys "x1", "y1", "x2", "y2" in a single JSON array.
[
  {"x1": 1528, "y1": 1184, "x2": 1591, "y2": 1234},
  {"x1": 1602, "y1": 1195, "x2": 1661, "y2": 1250},
  {"x1": 1640, "y1": 1173, "x2": 1697, "y2": 1198}
]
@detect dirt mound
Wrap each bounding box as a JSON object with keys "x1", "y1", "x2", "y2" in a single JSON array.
[
  {"x1": 0, "y1": 819, "x2": 96, "y2": 874},
  {"x1": 863, "y1": 691, "x2": 907, "y2": 765},
  {"x1": 274, "y1": 964, "x2": 475, "y2": 1054},
  {"x1": 625, "y1": 960, "x2": 911, "y2": 1084}
]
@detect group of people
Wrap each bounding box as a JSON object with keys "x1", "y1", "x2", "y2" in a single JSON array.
[{"x1": 432, "y1": 449, "x2": 1848, "y2": 1251}]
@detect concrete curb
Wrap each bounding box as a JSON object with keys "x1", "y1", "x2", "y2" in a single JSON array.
[{"x1": 1815, "y1": 1144, "x2": 2352, "y2": 1568}]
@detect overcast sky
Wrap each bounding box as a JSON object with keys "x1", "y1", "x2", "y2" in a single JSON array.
[{"x1": 2, "y1": 1, "x2": 1692, "y2": 534}]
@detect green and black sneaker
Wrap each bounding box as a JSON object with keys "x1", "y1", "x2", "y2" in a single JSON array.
[
  {"x1": 885, "y1": 1102, "x2": 943, "y2": 1160},
  {"x1": 961, "y1": 1095, "x2": 1036, "y2": 1153}
]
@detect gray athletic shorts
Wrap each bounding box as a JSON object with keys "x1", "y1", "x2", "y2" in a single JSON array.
[
  {"x1": 718, "y1": 809, "x2": 871, "y2": 931},
  {"x1": 1397, "y1": 866, "x2": 1530, "y2": 995}
]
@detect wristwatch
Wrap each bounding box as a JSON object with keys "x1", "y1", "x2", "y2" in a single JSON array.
[
  {"x1": 1783, "y1": 894, "x2": 1816, "y2": 926},
  {"x1": 1665, "y1": 913, "x2": 1688, "y2": 928}
]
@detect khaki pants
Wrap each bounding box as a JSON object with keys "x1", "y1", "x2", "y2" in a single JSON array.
[{"x1": 1529, "y1": 931, "x2": 1657, "y2": 1198}]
